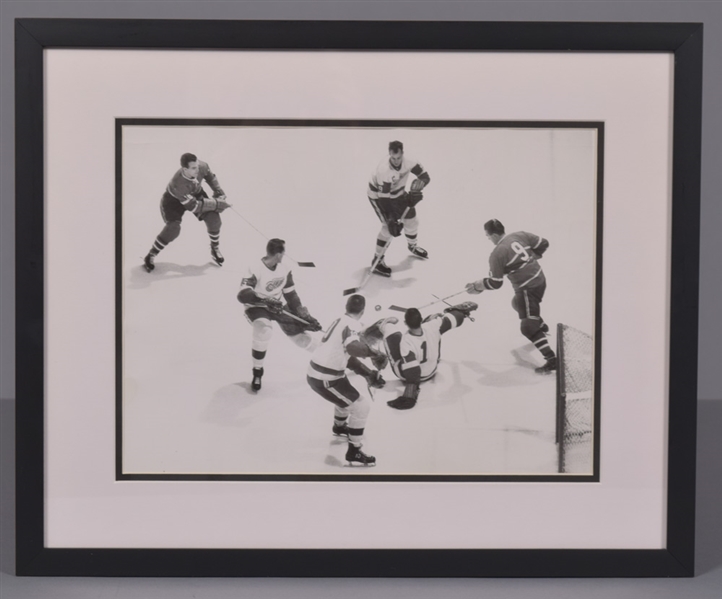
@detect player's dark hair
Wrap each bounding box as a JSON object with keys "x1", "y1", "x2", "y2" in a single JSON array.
[
  {"x1": 180, "y1": 153, "x2": 198, "y2": 168},
  {"x1": 388, "y1": 140, "x2": 404, "y2": 153},
  {"x1": 346, "y1": 294, "x2": 366, "y2": 315},
  {"x1": 405, "y1": 308, "x2": 423, "y2": 329},
  {"x1": 266, "y1": 238, "x2": 286, "y2": 256},
  {"x1": 484, "y1": 219, "x2": 505, "y2": 236}
]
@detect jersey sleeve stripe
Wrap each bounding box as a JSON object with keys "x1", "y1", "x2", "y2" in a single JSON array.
[
  {"x1": 401, "y1": 359, "x2": 420, "y2": 370},
  {"x1": 310, "y1": 361, "x2": 346, "y2": 377}
]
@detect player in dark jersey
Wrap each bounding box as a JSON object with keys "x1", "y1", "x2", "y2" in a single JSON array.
[
  {"x1": 143, "y1": 153, "x2": 231, "y2": 272},
  {"x1": 367, "y1": 140, "x2": 431, "y2": 276},
  {"x1": 466, "y1": 219, "x2": 557, "y2": 374}
]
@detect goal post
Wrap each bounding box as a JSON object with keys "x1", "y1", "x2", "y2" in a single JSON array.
[{"x1": 556, "y1": 323, "x2": 594, "y2": 474}]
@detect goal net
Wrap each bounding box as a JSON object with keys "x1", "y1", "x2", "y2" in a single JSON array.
[{"x1": 556, "y1": 323, "x2": 594, "y2": 474}]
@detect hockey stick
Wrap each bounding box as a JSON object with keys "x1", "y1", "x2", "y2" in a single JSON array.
[
  {"x1": 431, "y1": 293, "x2": 475, "y2": 322},
  {"x1": 342, "y1": 206, "x2": 411, "y2": 296},
  {"x1": 245, "y1": 303, "x2": 312, "y2": 326},
  {"x1": 388, "y1": 289, "x2": 469, "y2": 313},
  {"x1": 228, "y1": 206, "x2": 316, "y2": 267}
]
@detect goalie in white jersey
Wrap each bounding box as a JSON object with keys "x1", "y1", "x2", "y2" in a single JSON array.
[
  {"x1": 306, "y1": 294, "x2": 388, "y2": 467},
  {"x1": 380, "y1": 302, "x2": 478, "y2": 410},
  {"x1": 237, "y1": 238, "x2": 322, "y2": 392}
]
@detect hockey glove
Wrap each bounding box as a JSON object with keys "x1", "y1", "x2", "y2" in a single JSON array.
[
  {"x1": 465, "y1": 281, "x2": 484, "y2": 295},
  {"x1": 404, "y1": 190, "x2": 424, "y2": 208},
  {"x1": 444, "y1": 301, "x2": 479, "y2": 319},
  {"x1": 193, "y1": 197, "x2": 218, "y2": 215},
  {"x1": 410, "y1": 178, "x2": 426, "y2": 192},
  {"x1": 296, "y1": 306, "x2": 322, "y2": 332},
  {"x1": 371, "y1": 352, "x2": 389, "y2": 371},
  {"x1": 214, "y1": 198, "x2": 232, "y2": 213},
  {"x1": 387, "y1": 220, "x2": 404, "y2": 237},
  {"x1": 259, "y1": 296, "x2": 284, "y2": 314},
  {"x1": 365, "y1": 370, "x2": 386, "y2": 389}
]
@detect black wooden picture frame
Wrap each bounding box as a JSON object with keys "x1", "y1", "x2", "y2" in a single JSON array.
[{"x1": 15, "y1": 19, "x2": 702, "y2": 577}]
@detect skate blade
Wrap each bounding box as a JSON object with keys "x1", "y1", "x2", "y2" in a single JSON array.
[{"x1": 345, "y1": 461, "x2": 376, "y2": 467}]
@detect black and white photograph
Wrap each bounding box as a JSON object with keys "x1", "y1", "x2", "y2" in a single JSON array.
[{"x1": 119, "y1": 121, "x2": 601, "y2": 479}]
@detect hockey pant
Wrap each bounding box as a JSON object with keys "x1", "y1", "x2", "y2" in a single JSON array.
[{"x1": 307, "y1": 375, "x2": 371, "y2": 445}]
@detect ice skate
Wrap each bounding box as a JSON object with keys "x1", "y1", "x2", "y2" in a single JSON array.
[
  {"x1": 251, "y1": 367, "x2": 264, "y2": 391},
  {"x1": 408, "y1": 244, "x2": 428, "y2": 259},
  {"x1": 143, "y1": 253, "x2": 155, "y2": 273},
  {"x1": 332, "y1": 423, "x2": 349, "y2": 438},
  {"x1": 211, "y1": 246, "x2": 224, "y2": 266},
  {"x1": 534, "y1": 357, "x2": 557, "y2": 374},
  {"x1": 371, "y1": 256, "x2": 392, "y2": 277},
  {"x1": 345, "y1": 444, "x2": 376, "y2": 467}
]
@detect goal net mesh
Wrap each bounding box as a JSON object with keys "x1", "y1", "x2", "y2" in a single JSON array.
[{"x1": 556, "y1": 323, "x2": 594, "y2": 474}]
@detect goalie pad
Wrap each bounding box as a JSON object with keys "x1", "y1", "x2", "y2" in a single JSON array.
[{"x1": 444, "y1": 301, "x2": 479, "y2": 318}]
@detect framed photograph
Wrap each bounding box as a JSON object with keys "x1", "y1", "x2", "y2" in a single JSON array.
[{"x1": 15, "y1": 19, "x2": 702, "y2": 576}]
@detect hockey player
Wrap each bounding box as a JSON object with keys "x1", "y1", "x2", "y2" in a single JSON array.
[
  {"x1": 143, "y1": 153, "x2": 231, "y2": 272},
  {"x1": 380, "y1": 302, "x2": 478, "y2": 410},
  {"x1": 237, "y1": 238, "x2": 322, "y2": 391},
  {"x1": 367, "y1": 140, "x2": 431, "y2": 277},
  {"x1": 465, "y1": 219, "x2": 556, "y2": 374},
  {"x1": 306, "y1": 294, "x2": 388, "y2": 466}
]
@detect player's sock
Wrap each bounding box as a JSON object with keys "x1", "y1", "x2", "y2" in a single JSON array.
[
  {"x1": 530, "y1": 331, "x2": 555, "y2": 360},
  {"x1": 143, "y1": 238, "x2": 166, "y2": 272},
  {"x1": 252, "y1": 349, "x2": 266, "y2": 369},
  {"x1": 333, "y1": 416, "x2": 349, "y2": 437},
  {"x1": 148, "y1": 237, "x2": 166, "y2": 257}
]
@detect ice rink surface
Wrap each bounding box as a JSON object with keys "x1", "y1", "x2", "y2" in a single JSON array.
[{"x1": 120, "y1": 124, "x2": 597, "y2": 476}]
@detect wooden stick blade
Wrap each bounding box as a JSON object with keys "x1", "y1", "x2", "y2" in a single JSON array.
[
  {"x1": 342, "y1": 287, "x2": 359, "y2": 296},
  {"x1": 388, "y1": 305, "x2": 407, "y2": 312},
  {"x1": 296, "y1": 262, "x2": 315, "y2": 268}
]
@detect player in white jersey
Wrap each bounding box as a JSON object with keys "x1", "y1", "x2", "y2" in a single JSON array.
[
  {"x1": 367, "y1": 140, "x2": 431, "y2": 276},
  {"x1": 306, "y1": 294, "x2": 388, "y2": 466},
  {"x1": 237, "y1": 238, "x2": 322, "y2": 392},
  {"x1": 381, "y1": 302, "x2": 478, "y2": 410}
]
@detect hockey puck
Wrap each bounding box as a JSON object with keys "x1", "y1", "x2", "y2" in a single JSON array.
[{"x1": 375, "y1": 305, "x2": 382, "y2": 311}]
